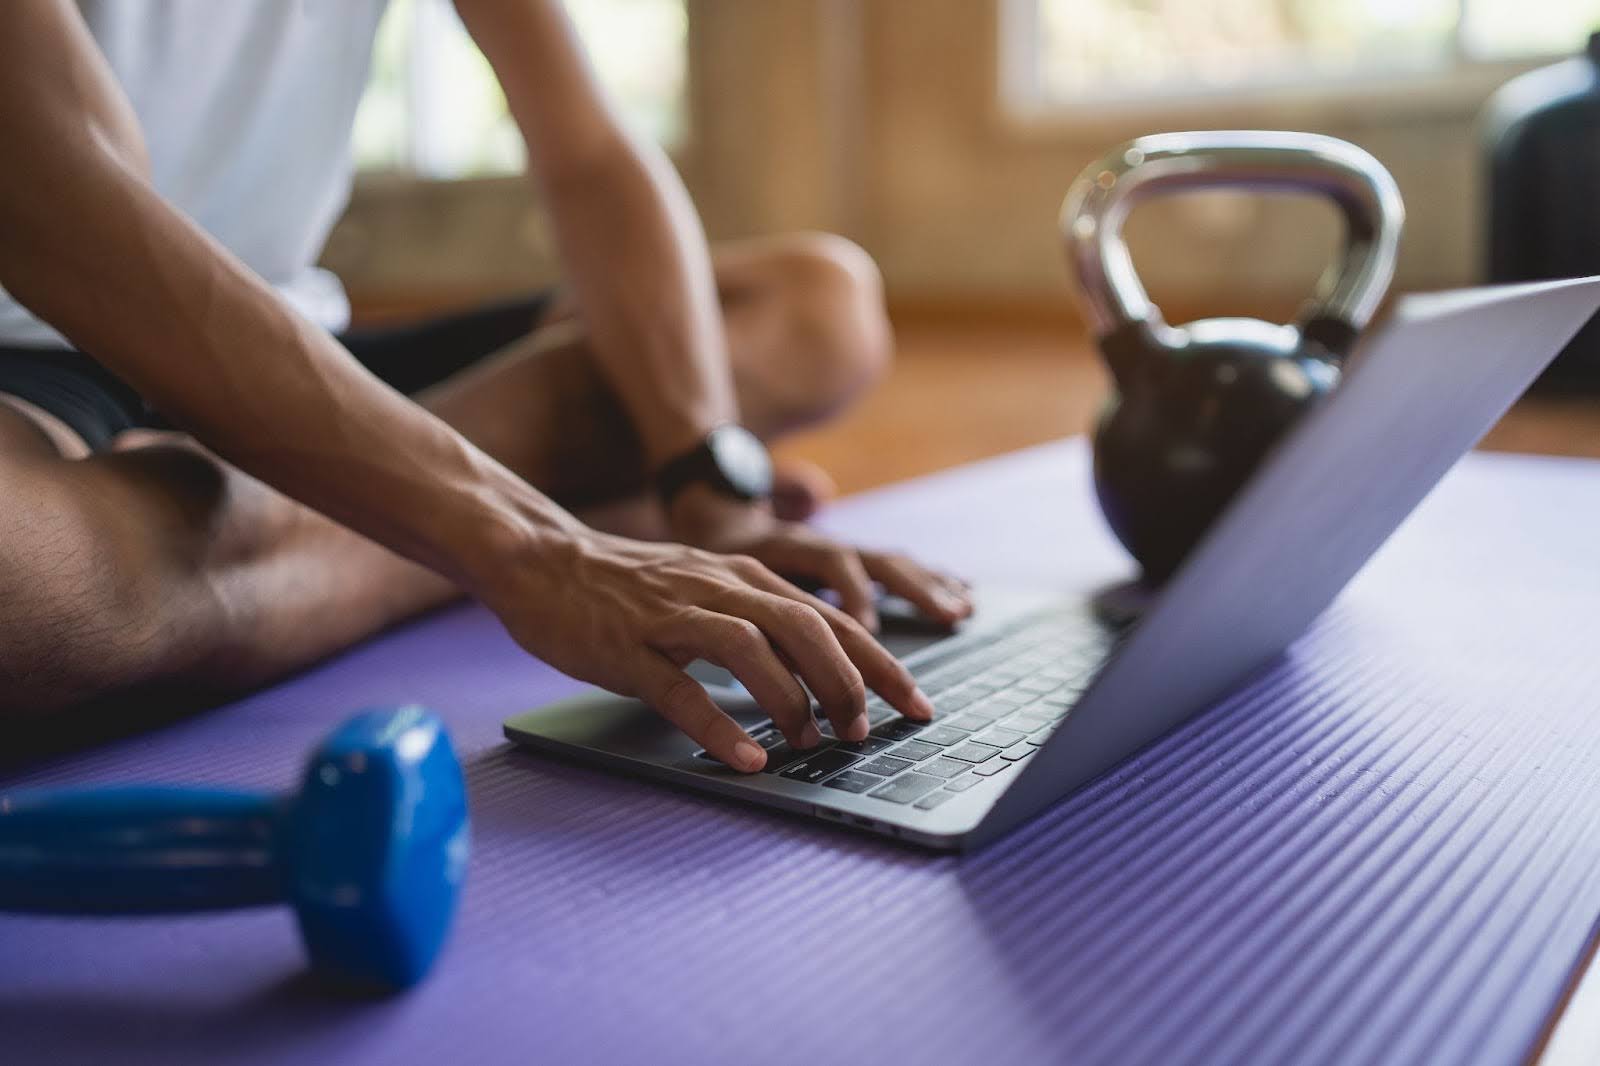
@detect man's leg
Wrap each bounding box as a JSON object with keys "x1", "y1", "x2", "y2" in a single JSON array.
[
  {"x1": 0, "y1": 232, "x2": 892, "y2": 718},
  {"x1": 418, "y1": 231, "x2": 893, "y2": 522},
  {"x1": 0, "y1": 397, "x2": 458, "y2": 719}
]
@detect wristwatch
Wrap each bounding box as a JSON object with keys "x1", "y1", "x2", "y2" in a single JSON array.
[{"x1": 655, "y1": 424, "x2": 774, "y2": 507}]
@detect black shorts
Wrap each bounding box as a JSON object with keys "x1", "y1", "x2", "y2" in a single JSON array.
[{"x1": 0, "y1": 292, "x2": 555, "y2": 451}]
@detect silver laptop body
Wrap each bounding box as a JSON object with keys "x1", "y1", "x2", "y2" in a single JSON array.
[{"x1": 505, "y1": 279, "x2": 1600, "y2": 851}]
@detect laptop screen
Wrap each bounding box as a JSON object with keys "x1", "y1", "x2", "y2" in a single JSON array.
[{"x1": 979, "y1": 278, "x2": 1600, "y2": 843}]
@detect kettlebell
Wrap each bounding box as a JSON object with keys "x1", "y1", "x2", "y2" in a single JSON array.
[{"x1": 1062, "y1": 131, "x2": 1404, "y2": 583}]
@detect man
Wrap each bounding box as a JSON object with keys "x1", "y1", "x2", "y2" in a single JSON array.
[{"x1": 0, "y1": 0, "x2": 972, "y2": 771}]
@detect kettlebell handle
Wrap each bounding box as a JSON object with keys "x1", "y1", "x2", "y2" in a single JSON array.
[{"x1": 1062, "y1": 131, "x2": 1404, "y2": 355}]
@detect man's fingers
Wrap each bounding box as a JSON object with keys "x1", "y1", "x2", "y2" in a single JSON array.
[
  {"x1": 814, "y1": 547, "x2": 879, "y2": 631},
  {"x1": 713, "y1": 591, "x2": 869, "y2": 741},
  {"x1": 657, "y1": 608, "x2": 817, "y2": 747},
  {"x1": 817, "y1": 601, "x2": 934, "y2": 722},
  {"x1": 863, "y1": 552, "x2": 974, "y2": 624},
  {"x1": 760, "y1": 539, "x2": 879, "y2": 631},
  {"x1": 941, "y1": 573, "x2": 974, "y2": 594},
  {"x1": 741, "y1": 571, "x2": 934, "y2": 725},
  {"x1": 630, "y1": 650, "x2": 766, "y2": 772}
]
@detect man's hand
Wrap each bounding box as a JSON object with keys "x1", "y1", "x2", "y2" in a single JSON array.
[
  {"x1": 479, "y1": 528, "x2": 939, "y2": 773},
  {"x1": 667, "y1": 486, "x2": 974, "y2": 634}
]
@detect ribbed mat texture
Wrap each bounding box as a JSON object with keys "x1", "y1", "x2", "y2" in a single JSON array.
[{"x1": 4, "y1": 439, "x2": 1599, "y2": 1066}]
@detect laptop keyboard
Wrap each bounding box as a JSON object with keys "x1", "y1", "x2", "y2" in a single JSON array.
[{"x1": 690, "y1": 607, "x2": 1120, "y2": 811}]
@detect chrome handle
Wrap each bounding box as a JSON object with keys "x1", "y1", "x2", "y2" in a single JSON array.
[{"x1": 1061, "y1": 131, "x2": 1404, "y2": 346}]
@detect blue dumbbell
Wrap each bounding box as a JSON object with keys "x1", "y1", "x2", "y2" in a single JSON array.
[{"x1": 0, "y1": 706, "x2": 469, "y2": 990}]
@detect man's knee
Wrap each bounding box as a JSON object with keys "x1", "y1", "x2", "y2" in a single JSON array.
[
  {"x1": 0, "y1": 455, "x2": 226, "y2": 715},
  {"x1": 765, "y1": 232, "x2": 894, "y2": 411}
]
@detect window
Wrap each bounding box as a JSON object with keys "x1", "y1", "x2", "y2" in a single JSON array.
[
  {"x1": 354, "y1": 0, "x2": 689, "y2": 178},
  {"x1": 1006, "y1": 0, "x2": 1600, "y2": 109}
]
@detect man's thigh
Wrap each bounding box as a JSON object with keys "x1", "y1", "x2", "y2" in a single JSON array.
[
  {"x1": 0, "y1": 400, "x2": 215, "y2": 713},
  {"x1": 0, "y1": 399, "x2": 450, "y2": 718}
]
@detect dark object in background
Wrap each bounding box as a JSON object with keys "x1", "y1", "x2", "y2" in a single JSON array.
[
  {"x1": 1061, "y1": 131, "x2": 1404, "y2": 583},
  {"x1": 0, "y1": 706, "x2": 469, "y2": 992},
  {"x1": 1484, "y1": 32, "x2": 1600, "y2": 389}
]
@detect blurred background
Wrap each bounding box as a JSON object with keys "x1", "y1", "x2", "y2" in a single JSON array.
[{"x1": 325, "y1": 0, "x2": 1600, "y2": 492}]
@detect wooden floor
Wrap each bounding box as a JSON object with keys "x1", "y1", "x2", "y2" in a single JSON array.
[{"x1": 774, "y1": 317, "x2": 1600, "y2": 496}]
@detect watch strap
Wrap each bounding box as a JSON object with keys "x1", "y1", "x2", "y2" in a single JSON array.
[{"x1": 656, "y1": 439, "x2": 733, "y2": 507}]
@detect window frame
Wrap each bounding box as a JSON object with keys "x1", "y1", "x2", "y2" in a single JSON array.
[
  {"x1": 355, "y1": 0, "x2": 694, "y2": 182},
  {"x1": 997, "y1": 0, "x2": 1582, "y2": 133}
]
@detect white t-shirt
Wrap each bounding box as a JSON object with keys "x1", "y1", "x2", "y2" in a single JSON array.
[{"x1": 0, "y1": 0, "x2": 389, "y2": 349}]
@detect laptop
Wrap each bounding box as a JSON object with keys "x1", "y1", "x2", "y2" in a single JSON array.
[{"x1": 505, "y1": 278, "x2": 1600, "y2": 851}]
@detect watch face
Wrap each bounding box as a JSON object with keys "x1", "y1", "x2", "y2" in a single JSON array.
[{"x1": 708, "y1": 425, "x2": 774, "y2": 498}]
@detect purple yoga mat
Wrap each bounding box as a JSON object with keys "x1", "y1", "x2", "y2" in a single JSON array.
[{"x1": 4, "y1": 438, "x2": 1600, "y2": 1066}]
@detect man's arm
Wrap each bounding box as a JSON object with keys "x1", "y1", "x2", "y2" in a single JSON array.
[
  {"x1": 0, "y1": 0, "x2": 582, "y2": 586},
  {"x1": 457, "y1": 0, "x2": 974, "y2": 630},
  {"x1": 456, "y1": 0, "x2": 732, "y2": 471},
  {"x1": 0, "y1": 0, "x2": 934, "y2": 765}
]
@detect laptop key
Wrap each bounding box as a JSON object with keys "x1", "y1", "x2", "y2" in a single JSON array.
[
  {"x1": 780, "y1": 749, "x2": 861, "y2": 784},
  {"x1": 944, "y1": 776, "x2": 981, "y2": 793},
  {"x1": 944, "y1": 713, "x2": 997, "y2": 732},
  {"x1": 857, "y1": 754, "x2": 916, "y2": 777},
  {"x1": 920, "y1": 757, "x2": 970, "y2": 780},
  {"x1": 918, "y1": 725, "x2": 972, "y2": 747},
  {"x1": 834, "y1": 734, "x2": 896, "y2": 756},
  {"x1": 892, "y1": 739, "x2": 943, "y2": 762},
  {"x1": 824, "y1": 769, "x2": 881, "y2": 794},
  {"x1": 1000, "y1": 742, "x2": 1035, "y2": 761},
  {"x1": 976, "y1": 727, "x2": 1028, "y2": 749},
  {"x1": 869, "y1": 773, "x2": 943, "y2": 805},
  {"x1": 973, "y1": 759, "x2": 1014, "y2": 778},
  {"x1": 752, "y1": 728, "x2": 789, "y2": 750},
  {"x1": 933, "y1": 695, "x2": 976, "y2": 717},
  {"x1": 871, "y1": 719, "x2": 926, "y2": 741},
  {"x1": 946, "y1": 742, "x2": 1003, "y2": 764},
  {"x1": 761, "y1": 744, "x2": 809, "y2": 773},
  {"x1": 914, "y1": 790, "x2": 957, "y2": 811},
  {"x1": 693, "y1": 727, "x2": 782, "y2": 764}
]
